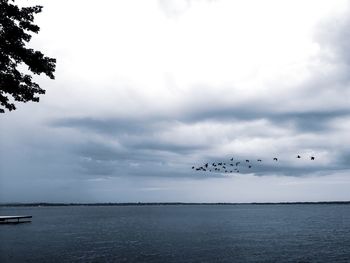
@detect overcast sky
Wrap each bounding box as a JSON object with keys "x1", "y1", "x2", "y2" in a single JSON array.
[{"x1": 1, "y1": 0, "x2": 350, "y2": 202}]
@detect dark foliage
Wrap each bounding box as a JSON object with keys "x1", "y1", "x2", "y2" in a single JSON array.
[{"x1": 0, "y1": 0, "x2": 56, "y2": 113}]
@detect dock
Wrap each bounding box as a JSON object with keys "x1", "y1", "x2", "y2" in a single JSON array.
[{"x1": 0, "y1": 215, "x2": 32, "y2": 224}]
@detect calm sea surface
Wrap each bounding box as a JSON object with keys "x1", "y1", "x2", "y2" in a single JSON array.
[{"x1": 1, "y1": 205, "x2": 350, "y2": 262}]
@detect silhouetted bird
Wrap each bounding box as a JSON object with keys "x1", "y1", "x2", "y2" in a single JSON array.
[{"x1": 192, "y1": 152, "x2": 318, "y2": 175}]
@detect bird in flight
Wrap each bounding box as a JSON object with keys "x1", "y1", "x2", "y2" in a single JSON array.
[{"x1": 192, "y1": 153, "x2": 316, "y2": 175}]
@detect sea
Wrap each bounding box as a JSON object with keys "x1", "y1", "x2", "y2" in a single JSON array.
[{"x1": 1, "y1": 204, "x2": 350, "y2": 262}]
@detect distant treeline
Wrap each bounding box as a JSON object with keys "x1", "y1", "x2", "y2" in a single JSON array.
[{"x1": 1, "y1": 201, "x2": 350, "y2": 207}]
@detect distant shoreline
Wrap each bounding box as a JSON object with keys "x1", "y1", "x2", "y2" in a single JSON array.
[{"x1": 1, "y1": 201, "x2": 350, "y2": 207}]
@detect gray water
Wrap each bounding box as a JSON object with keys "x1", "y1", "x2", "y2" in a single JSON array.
[{"x1": 1, "y1": 205, "x2": 350, "y2": 262}]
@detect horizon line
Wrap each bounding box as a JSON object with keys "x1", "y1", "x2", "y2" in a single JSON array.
[{"x1": 1, "y1": 201, "x2": 350, "y2": 207}]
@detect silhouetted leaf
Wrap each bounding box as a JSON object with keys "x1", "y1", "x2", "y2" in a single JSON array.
[{"x1": 0, "y1": 0, "x2": 56, "y2": 113}]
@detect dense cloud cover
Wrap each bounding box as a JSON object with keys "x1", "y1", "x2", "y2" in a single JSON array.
[{"x1": 1, "y1": 0, "x2": 350, "y2": 202}]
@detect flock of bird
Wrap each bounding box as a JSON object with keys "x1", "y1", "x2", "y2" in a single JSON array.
[{"x1": 192, "y1": 155, "x2": 316, "y2": 174}]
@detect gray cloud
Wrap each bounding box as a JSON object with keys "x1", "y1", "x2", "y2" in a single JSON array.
[
  {"x1": 41, "y1": 5, "x2": 350, "y2": 180},
  {"x1": 183, "y1": 105, "x2": 350, "y2": 132},
  {"x1": 47, "y1": 109, "x2": 350, "y2": 178},
  {"x1": 51, "y1": 107, "x2": 350, "y2": 136},
  {"x1": 2, "y1": 0, "x2": 350, "y2": 202},
  {"x1": 316, "y1": 9, "x2": 350, "y2": 68},
  {"x1": 50, "y1": 117, "x2": 151, "y2": 136}
]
